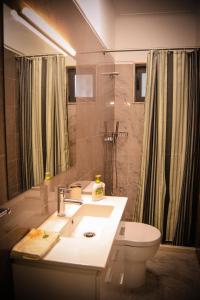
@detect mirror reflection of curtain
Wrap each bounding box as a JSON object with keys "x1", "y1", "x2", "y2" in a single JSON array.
[
  {"x1": 134, "y1": 50, "x2": 200, "y2": 246},
  {"x1": 31, "y1": 58, "x2": 44, "y2": 185},
  {"x1": 46, "y1": 56, "x2": 69, "y2": 178},
  {"x1": 18, "y1": 57, "x2": 34, "y2": 189},
  {"x1": 18, "y1": 55, "x2": 70, "y2": 189}
]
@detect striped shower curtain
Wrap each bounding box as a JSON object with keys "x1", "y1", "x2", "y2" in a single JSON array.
[
  {"x1": 134, "y1": 50, "x2": 200, "y2": 246},
  {"x1": 18, "y1": 55, "x2": 70, "y2": 189}
]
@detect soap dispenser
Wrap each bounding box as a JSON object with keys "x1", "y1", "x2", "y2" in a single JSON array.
[{"x1": 92, "y1": 174, "x2": 105, "y2": 201}]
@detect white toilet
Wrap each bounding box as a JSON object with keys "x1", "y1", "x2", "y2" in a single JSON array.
[{"x1": 115, "y1": 221, "x2": 161, "y2": 289}]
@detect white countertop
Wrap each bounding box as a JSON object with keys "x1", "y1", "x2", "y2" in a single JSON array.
[{"x1": 15, "y1": 195, "x2": 127, "y2": 271}]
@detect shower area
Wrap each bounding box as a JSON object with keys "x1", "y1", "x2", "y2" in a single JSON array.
[
  {"x1": 103, "y1": 49, "x2": 200, "y2": 248},
  {"x1": 103, "y1": 61, "x2": 145, "y2": 221}
]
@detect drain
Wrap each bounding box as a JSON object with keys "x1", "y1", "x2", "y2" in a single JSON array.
[{"x1": 83, "y1": 232, "x2": 96, "y2": 238}]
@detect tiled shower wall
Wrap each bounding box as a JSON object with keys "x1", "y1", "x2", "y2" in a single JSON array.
[
  {"x1": 75, "y1": 62, "x2": 115, "y2": 193},
  {"x1": 74, "y1": 62, "x2": 115, "y2": 183},
  {"x1": 113, "y1": 63, "x2": 145, "y2": 220}
]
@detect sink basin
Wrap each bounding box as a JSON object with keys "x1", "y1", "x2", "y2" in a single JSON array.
[
  {"x1": 61, "y1": 204, "x2": 114, "y2": 239},
  {"x1": 74, "y1": 203, "x2": 113, "y2": 218}
]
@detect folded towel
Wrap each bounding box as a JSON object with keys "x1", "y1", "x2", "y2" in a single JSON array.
[{"x1": 11, "y1": 228, "x2": 60, "y2": 260}]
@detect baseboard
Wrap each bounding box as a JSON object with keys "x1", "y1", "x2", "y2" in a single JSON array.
[{"x1": 159, "y1": 244, "x2": 196, "y2": 253}]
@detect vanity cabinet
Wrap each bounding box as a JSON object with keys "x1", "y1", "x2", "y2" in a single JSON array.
[
  {"x1": 12, "y1": 243, "x2": 125, "y2": 300},
  {"x1": 103, "y1": 243, "x2": 124, "y2": 287},
  {"x1": 11, "y1": 196, "x2": 128, "y2": 299},
  {"x1": 12, "y1": 260, "x2": 101, "y2": 300}
]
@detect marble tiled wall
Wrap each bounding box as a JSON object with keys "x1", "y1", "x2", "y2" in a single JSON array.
[
  {"x1": 4, "y1": 48, "x2": 21, "y2": 200},
  {"x1": 113, "y1": 63, "x2": 145, "y2": 220},
  {"x1": 0, "y1": 5, "x2": 7, "y2": 205},
  {"x1": 75, "y1": 62, "x2": 115, "y2": 184},
  {"x1": 98, "y1": 64, "x2": 115, "y2": 195}
]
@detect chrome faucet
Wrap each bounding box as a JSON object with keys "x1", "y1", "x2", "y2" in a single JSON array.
[
  {"x1": 64, "y1": 199, "x2": 83, "y2": 205},
  {"x1": 57, "y1": 186, "x2": 83, "y2": 217},
  {"x1": 57, "y1": 186, "x2": 66, "y2": 217}
]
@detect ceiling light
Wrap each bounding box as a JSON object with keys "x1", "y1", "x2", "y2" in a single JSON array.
[
  {"x1": 21, "y1": 7, "x2": 76, "y2": 56},
  {"x1": 11, "y1": 10, "x2": 67, "y2": 55}
]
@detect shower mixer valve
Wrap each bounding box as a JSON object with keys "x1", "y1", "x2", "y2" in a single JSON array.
[{"x1": 103, "y1": 131, "x2": 128, "y2": 143}]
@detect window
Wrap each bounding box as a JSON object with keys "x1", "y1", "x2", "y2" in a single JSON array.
[
  {"x1": 67, "y1": 67, "x2": 76, "y2": 103},
  {"x1": 75, "y1": 74, "x2": 93, "y2": 98},
  {"x1": 135, "y1": 64, "x2": 146, "y2": 102}
]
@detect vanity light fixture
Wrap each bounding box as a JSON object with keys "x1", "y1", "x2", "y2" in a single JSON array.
[
  {"x1": 21, "y1": 7, "x2": 76, "y2": 57},
  {"x1": 11, "y1": 10, "x2": 67, "y2": 55}
]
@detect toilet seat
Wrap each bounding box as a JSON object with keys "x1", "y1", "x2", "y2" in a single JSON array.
[{"x1": 116, "y1": 221, "x2": 161, "y2": 247}]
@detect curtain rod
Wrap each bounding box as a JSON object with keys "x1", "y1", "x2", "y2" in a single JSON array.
[
  {"x1": 103, "y1": 46, "x2": 200, "y2": 54},
  {"x1": 15, "y1": 54, "x2": 65, "y2": 58},
  {"x1": 4, "y1": 44, "x2": 24, "y2": 56}
]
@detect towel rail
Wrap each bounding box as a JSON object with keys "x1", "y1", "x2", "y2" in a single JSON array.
[{"x1": 0, "y1": 207, "x2": 11, "y2": 218}]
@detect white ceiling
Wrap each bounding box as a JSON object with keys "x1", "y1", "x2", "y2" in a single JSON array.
[
  {"x1": 3, "y1": 3, "x2": 76, "y2": 66},
  {"x1": 3, "y1": 4, "x2": 61, "y2": 56},
  {"x1": 112, "y1": 0, "x2": 198, "y2": 15}
]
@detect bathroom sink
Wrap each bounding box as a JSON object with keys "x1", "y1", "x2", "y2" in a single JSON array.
[
  {"x1": 61, "y1": 204, "x2": 114, "y2": 239},
  {"x1": 74, "y1": 203, "x2": 113, "y2": 217}
]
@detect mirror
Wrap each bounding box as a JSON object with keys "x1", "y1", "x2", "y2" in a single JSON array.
[{"x1": 3, "y1": 4, "x2": 76, "y2": 200}]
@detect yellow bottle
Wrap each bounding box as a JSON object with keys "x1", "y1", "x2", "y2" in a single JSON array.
[
  {"x1": 92, "y1": 175, "x2": 105, "y2": 201},
  {"x1": 44, "y1": 171, "x2": 51, "y2": 181}
]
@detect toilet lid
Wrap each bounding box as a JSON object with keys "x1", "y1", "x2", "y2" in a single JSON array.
[{"x1": 116, "y1": 221, "x2": 161, "y2": 247}]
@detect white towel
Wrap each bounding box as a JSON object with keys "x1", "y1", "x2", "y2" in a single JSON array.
[{"x1": 11, "y1": 228, "x2": 60, "y2": 260}]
